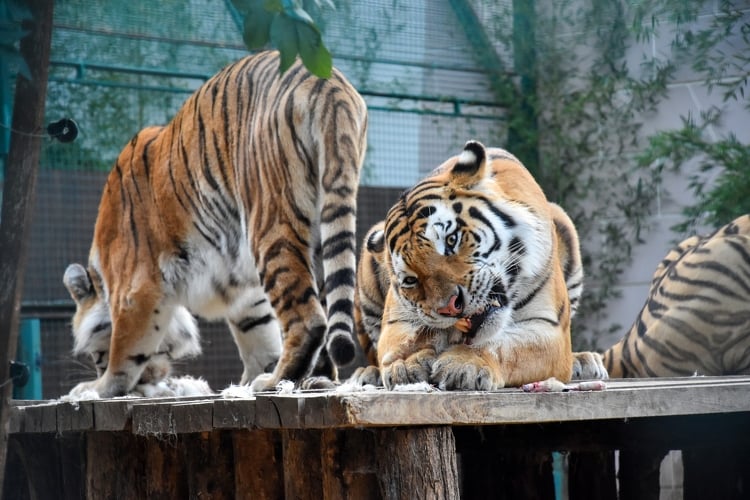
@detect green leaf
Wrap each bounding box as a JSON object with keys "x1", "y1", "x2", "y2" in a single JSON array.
[
  {"x1": 263, "y1": 0, "x2": 283, "y2": 13},
  {"x1": 314, "y1": 0, "x2": 336, "y2": 10},
  {"x1": 270, "y1": 13, "x2": 299, "y2": 73},
  {"x1": 282, "y1": 2, "x2": 315, "y2": 25},
  {"x1": 248, "y1": 1, "x2": 333, "y2": 78},
  {"x1": 296, "y1": 21, "x2": 331, "y2": 78},
  {"x1": 242, "y1": 2, "x2": 274, "y2": 48}
]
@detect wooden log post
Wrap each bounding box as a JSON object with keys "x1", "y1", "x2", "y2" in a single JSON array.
[
  {"x1": 181, "y1": 431, "x2": 235, "y2": 499},
  {"x1": 374, "y1": 426, "x2": 460, "y2": 500},
  {"x1": 233, "y1": 429, "x2": 284, "y2": 500},
  {"x1": 86, "y1": 432, "x2": 147, "y2": 499},
  {"x1": 282, "y1": 429, "x2": 324, "y2": 499},
  {"x1": 0, "y1": 0, "x2": 55, "y2": 492},
  {"x1": 321, "y1": 429, "x2": 379, "y2": 500},
  {"x1": 144, "y1": 435, "x2": 188, "y2": 499}
]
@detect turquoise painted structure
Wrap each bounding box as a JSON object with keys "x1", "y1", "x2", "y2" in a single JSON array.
[{"x1": 13, "y1": 319, "x2": 42, "y2": 400}]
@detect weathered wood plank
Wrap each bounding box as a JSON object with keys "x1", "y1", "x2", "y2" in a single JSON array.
[
  {"x1": 214, "y1": 398, "x2": 256, "y2": 429},
  {"x1": 128, "y1": 397, "x2": 215, "y2": 434},
  {"x1": 58, "y1": 433, "x2": 87, "y2": 500},
  {"x1": 91, "y1": 398, "x2": 135, "y2": 431},
  {"x1": 9, "y1": 376, "x2": 750, "y2": 435},
  {"x1": 603, "y1": 375, "x2": 750, "y2": 388},
  {"x1": 329, "y1": 381, "x2": 750, "y2": 427},
  {"x1": 8, "y1": 405, "x2": 25, "y2": 434},
  {"x1": 57, "y1": 401, "x2": 94, "y2": 432},
  {"x1": 16, "y1": 402, "x2": 58, "y2": 433},
  {"x1": 131, "y1": 400, "x2": 175, "y2": 435},
  {"x1": 4, "y1": 433, "x2": 82, "y2": 500},
  {"x1": 255, "y1": 393, "x2": 307, "y2": 428},
  {"x1": 170, "y1": 401, "x2": 214, "y2": 433}
]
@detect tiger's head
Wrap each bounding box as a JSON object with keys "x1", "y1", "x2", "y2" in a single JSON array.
[
  {"x1": 63, "y1": 263, "x2": 202, "y2": 380},
  {"x1": 383, "y1": 140, "x2": 554, "y2": 345}
]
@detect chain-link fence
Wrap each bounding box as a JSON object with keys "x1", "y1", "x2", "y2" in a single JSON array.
[{"x1": 4, "y1": 0, "x2": 510, "y2": 397}]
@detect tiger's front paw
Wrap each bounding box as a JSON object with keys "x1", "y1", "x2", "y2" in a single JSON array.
[
  {"x1": 300, "y1": 376, "x2": 337, "y2": 390},
  {"x1": 571, "y1": 351, "x2": 609, "y2": 380},
  {"x1": 66, "y1": 372, "x2": 131, "y2": 399},
  {"x1": 249, "y1": 373, "x2": 276, "y2": 393},
  {"x1": 381, "y1": 349, "x2": 436, "y2": 389},
  {"x1": 66, "y1": 379, "x2": 102, "y2": 400},
  {"x1": 348, "y1": 365, "x2": 382, "y2": 387},
  {"x1": 431, "y1": 350, "x2": 501, "y2": 391}
]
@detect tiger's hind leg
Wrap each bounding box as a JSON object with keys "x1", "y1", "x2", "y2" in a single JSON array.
[
  {"x1": 224, "y1": 287, "x2": 282, "y2": 386},
  {"x1": 250, "y1": 231, "x2": 331, "y2": 392},
  {"x1": 69, "y1": 287, "x2": 175, "y2": 398}
]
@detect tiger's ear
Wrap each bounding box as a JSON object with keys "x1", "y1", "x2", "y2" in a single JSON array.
[
  {"x1": 451, "y1": 140, "x2": 488, "y2": 184},
  {"x1": 63, "y1": 263, "x2": 95, "y2": 304},
  {"x1": 366, "y1": 226, "x2": 385, "y2": 254}
]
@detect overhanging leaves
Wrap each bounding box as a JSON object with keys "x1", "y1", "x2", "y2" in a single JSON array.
[{"x1": 234, "y1": 0, "x2": 333, "y2": 78}]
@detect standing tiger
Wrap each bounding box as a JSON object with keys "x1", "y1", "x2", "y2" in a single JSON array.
[
  {"x1": 353, "y1": 141, "x2": 587, "y2": 390},
  {"x1": 65, "y1": 50, "x2": 368, "y2": 398},
  {"x1": 574, "y1": 213, "x2": 750, "y2": 379}
]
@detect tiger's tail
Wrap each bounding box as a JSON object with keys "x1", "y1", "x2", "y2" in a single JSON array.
[{"x1": 319, "y1": 99, "x2": 369, "y2": 368}]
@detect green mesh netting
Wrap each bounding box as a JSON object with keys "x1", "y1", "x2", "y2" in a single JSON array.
[{"x1": 6, "y1": 0, "x2": 511, "y2": 396}]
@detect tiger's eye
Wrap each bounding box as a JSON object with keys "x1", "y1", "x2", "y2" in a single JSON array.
[
  {"x1": 402, "y1": 276, "x2": 418, "y2": 287},
  {"x1": 446, "y1": 232, "x2": 458, "y2": 247}
]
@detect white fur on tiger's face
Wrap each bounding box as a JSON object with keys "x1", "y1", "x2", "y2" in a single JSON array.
[
  {"x1": 361, "y1": 141, "x2": 583, "y2": 390},
  {"x1": 65, "y1": 50, "x2": 368, "y2": 399}
]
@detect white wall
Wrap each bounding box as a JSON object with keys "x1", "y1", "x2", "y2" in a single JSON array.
[{"x1": 589, "y1": 2, "x2": 750, "y2": 348}]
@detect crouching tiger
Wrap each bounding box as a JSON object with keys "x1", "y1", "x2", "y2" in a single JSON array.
[
  {"x1": 64, "y1": 50, "x2": 368, "y2": 398},
  {"x1": 574, "y1": 214, "x2": 750, "y2": 379},
  {"x1": 352, "y1": 141, "x2": 600, "y2": 390}
]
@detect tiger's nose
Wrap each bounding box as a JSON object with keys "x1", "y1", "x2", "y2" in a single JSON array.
[{"x1": 437, "y1": 292, "x2": 463, "y2": 317}]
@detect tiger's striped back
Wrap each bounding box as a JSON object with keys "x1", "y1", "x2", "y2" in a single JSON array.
[{"x1": 603, "y1": 215, "x2": 750, "y2": 378}]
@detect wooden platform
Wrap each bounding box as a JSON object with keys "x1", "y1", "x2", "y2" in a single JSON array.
[{"x1": 5, "y1": 376, "x2": 750, "y2": 499}]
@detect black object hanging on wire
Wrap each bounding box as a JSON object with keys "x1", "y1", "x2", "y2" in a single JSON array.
[{"x1": 46, "y1": 117, "x2": 78, "y2": 143}]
